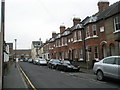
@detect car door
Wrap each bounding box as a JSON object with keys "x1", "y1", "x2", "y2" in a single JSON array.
[
  {"x1": 102, "y1": 57, "x2": 116, "y2": 78},
  {"x1": 114, "y1": 57, "x2": 120, "y2": 79}
]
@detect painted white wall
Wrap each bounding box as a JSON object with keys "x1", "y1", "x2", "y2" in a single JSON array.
[{"x1": 4, "y1": 45, "x2": 9, "y2": 62}]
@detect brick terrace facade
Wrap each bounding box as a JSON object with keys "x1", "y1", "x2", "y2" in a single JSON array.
[{"x1": 41, "y1": 0, "x2": 120, "y2": 68}]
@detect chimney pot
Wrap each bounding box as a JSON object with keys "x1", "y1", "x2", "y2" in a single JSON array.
[
  {"x1": 60, "y1": 25, "x2": 66, "y2": 33},
  {"x1": 73, "y1": 17, "x2": 81, "y2": 26}
]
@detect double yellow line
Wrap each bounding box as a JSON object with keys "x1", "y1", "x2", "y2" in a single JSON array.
[{"x1": 18, "y1": 64, "x2": 36, "y2": 90}]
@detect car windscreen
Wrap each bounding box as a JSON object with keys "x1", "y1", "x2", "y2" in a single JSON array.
[
  {"x1": 40, "y1": 59, "x2": 46, "y2": 61},
  {"x1": 52, "y1": 59, "x2": 60, "y2": 62},
  {"x1": 63, "y1": 61, "x2": 71, "y2": 64}
]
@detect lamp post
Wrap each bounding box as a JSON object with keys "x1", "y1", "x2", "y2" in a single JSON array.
[
  {"x1": 14, "y1": 39, "x2": 17, "y2": 67},
  {"x1": 14, "y1": 39, "x2": 17, "y2": 60}
]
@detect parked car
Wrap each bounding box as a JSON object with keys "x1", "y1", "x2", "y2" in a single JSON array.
[
  {"x1": 48, "y1": 59, "x2": 61, "y2": 69},
  {"x1": 23, "y1": 58, "x2": 28, "y2": 62},
  {"x1": 33, "y1": 58, "x2": 39, "y2": 64},
  {"x1": 19, "y1": 59, "x2": 23, "y2": 62},
  {"x1": 38, "y1": 59, "x2": 47, "y2": 65},
  {"x1": 56, "y1": 60, "x2": 80, "y2": 72},
  {"x1": 28, "y1": 58, "x2": 33, "y2": 63},
  {"x1": 93, "y1": 56, "x2": 120, "y2": 81}
]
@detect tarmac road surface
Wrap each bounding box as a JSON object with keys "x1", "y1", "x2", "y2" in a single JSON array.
[{"x1": 19, "y1": 62, "x2": 119, "y2": 88}]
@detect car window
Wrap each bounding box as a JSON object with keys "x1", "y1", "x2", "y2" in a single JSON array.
[
  {"x1": 103, "y1": 57, "x2": 115, "y2": 64},
  {"x1": 115, "y1": 57, "x2": 120, "y2": 65}
]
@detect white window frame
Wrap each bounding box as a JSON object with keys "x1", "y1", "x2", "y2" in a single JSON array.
[
  {"x1": 58, "y1": 39, "x2": 60, "y2": 47},
  {"x1": 86, "y1": 26, "x2": 90, "y2": 38},
  {"x1": 92, "y1": 24, "x2": 97, "y2": 36},
  {"x1": 114, "y1": 17, "x2": 120, "y2": 32},
  {"x1": 78, "y1": 31, "x2": 82, "y2": 41},
  {"x1": 100, "y1": 26, "x2": 104, "y2": 32},
  {"x1": 73, "y1": 31, "x2": 77, "y2": 42},
  {"x1": 65, "y1": 37, "x2": 67, "y2": 45},
  {"x1": 62, "y1": 38, "x2": 64, "y2": 46}
]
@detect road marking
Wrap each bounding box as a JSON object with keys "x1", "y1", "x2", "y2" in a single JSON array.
[
  {"x1": 17, "y1": 65, "x2": 28, "y2": 88},
  {"x1": 18, "y1": 64, "x2": 36, "y2": 90}
]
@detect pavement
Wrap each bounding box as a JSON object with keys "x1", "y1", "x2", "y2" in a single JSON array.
[
  {"x1": 3, "y1": 62, "x2": 95, "y2": 89},
  {"x1": 3, "y1": 62, "x2": 28, "y2": 89}
]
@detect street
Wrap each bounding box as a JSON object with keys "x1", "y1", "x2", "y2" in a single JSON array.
[{"x1": 19, "y1": 62, "x2": 119, "y2": 88}]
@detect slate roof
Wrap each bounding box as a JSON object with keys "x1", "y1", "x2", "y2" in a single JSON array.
[
  {"x1": 82, "y1": 1, "x2": 120, "y2": 25},
  {"x1": 97, "y1": 1, "x2": 120, "y2": 21},
  {"x1": 83, "y1": 16, "x2": 97, "y2": 25},
  {"x1": 48, "y1": 1, "x2": 120, "y2": 43},
  {"x1": 32, "y1": 41, "x2": 42, "y2": 48}
]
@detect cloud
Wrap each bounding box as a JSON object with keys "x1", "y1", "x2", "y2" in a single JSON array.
[{"x1": 5, "y1": 0, "x2": 118, "y2": 49}]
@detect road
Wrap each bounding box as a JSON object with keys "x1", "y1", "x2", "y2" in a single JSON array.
[{"x1": 19, "y1": 62, "x2": 119, "y2": 88}]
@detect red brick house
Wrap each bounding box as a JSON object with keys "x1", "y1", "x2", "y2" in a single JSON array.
[{"x1": 46, "y1": 0, "x2": 120, "y2": 68}]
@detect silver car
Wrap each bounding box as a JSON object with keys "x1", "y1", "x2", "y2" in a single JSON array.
[
  {"x1": 38, "y1": 59, "x2": 47, "y2": 65},
  {"x1": 93, "y1": 56, "x2": 120, "y2": 81}
]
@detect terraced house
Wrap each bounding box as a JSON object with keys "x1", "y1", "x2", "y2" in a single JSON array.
[{"x1": 41, "y1": 0, "x2": 120, "y2": 68}]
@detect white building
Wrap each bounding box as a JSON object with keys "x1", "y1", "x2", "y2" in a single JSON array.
[{"x1": 4, "y1": 44, "x2": 9, "y2": 62}]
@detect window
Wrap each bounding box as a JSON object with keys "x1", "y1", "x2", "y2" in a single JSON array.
[
  {"x1": 74, "y1": 49, "x2": 78, "y2": 58},
  {"x1": 56, "y1": 40, "x2": 58, "y2": 47},
  {"x1": 62, "y1": 38, "x2": 63, "y2": 46},
  {"x1": 73, "y1": 31, "x2": 77, "y2": 41},
  {"x1": 114, "y1": 17, "x2": 120, "y2": 31},
  {"x1": 115, "y1": 57, "x2": 120, "y2": 65},
  {"x1": 86, "y1": 26, "x2": 90, "y2": 38},
  {"x1": 65, "y1": 51, "x2": 68, "y2": 59},
  {"x1": 94, "y1": 46, "x2": 98, "y2": 58},
  {"x1": 78, "y1": 31, "x2": 82, "y2": 40},
  {"x1": 68, "y1": 39, "x2": 71, "y2": 42},
  {"x1": 92, "y1": 24, "x2": 97, "y2": 36},
  {"x1": 65, "y1": 37, "x2": 67, "y2": 45},
  {"x1": 100, "y1": 26, "x2": 104, "y2": 32},
  {"x1": 103, "y1": 58, "x2": 115, "y2": 64},
  {"x1": 58, "y1": 39, "x2": 60, "y2": 47},
  {"x1": 79, "y1": 48, "x2": 83, "y2": 60}
]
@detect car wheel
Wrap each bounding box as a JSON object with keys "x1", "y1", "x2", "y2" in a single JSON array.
[
  {"x1": 51, "y1": 65, "x2": 54, "y2": 69},
  {"x1": 64, "y1": 67, "x2": 67, "y2": 72},
  {"x1": 97, "y1": 70, "x2": 104, "y2": 81},
  {"x1": 56, "y1": 66, "x2": 59, "y2": 70}
]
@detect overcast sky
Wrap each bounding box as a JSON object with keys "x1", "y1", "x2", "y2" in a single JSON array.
[{"x1": 5, "y1": 0, "x2": 119, "y2": 49}]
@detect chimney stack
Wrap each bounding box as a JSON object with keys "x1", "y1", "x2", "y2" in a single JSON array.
[
  {"x1": 52, "y1": 32, "x2": 57, "y2": 38},
  {"x1": 73, "y1": 17, "x2": 81, "y2": 26},
  {"x1": 98, "y1": 0, "x2": 109, "y2": 12},
  {"x1": 60, "y1": 25, "x2": 66, "y2": 33}
]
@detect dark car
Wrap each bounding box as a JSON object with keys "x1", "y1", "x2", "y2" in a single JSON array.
[
  {"x1": 48, "y1": 59, "x2": 61, "y2": 69},
  {"x1": 56, "y1": 60, "x2": 80, "y2": 72}
]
